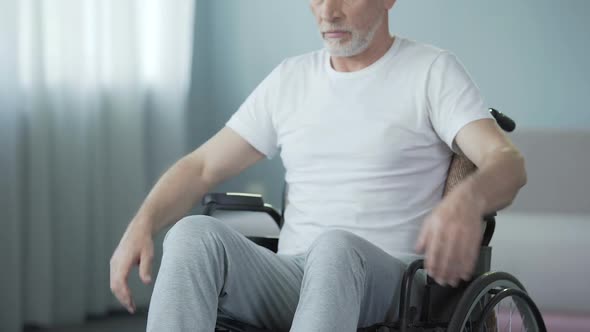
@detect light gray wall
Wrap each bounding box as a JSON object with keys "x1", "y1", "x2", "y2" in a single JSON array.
[
  {"x1": 390, "y1": 0, "x2": 590, "y2": 130},
  {"x1": 510, "y1": 130, "x2": 590, "y2": 214},
  {"x1": 492, "y1": 212, "x2": 590, "y2": 313}
]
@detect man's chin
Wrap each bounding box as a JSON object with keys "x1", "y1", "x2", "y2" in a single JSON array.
[
  {"x1": 325, "y1": 37, "x2": 375, "y2": 58},
  {"x1": 325, "y1": 45, "x2": 363, "y2": 57},
  {"x1": 324, "y1": 42, "x2": 352, "y2": 57},
  {"x1": 327, "y1": 50, "x2": 352, "y2": 57}
]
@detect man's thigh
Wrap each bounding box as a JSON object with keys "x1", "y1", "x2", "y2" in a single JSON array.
[
  {"x1": 303, "y1": 230, "x2": 423, "y2": 328},
  {"x1": 355, "y1": 239, "x2": 425, "y2": 327},
  {"x1": 213, "y1": 221, "x2": 304, "y2": 330}
]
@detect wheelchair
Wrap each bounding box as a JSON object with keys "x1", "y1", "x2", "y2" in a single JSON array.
[{"x1": 202, "y1": 109, "x2": 547, "y2": 332}]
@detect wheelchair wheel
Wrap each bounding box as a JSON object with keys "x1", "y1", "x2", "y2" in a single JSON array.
[{"x1": 447, "y1": 272, "x2": 546, "y2": 332}]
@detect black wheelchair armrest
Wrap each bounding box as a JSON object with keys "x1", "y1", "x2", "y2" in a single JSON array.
[
  {"x1": 203, "y1": 192, "x2": 265, "y2": 207},
  {"x1": 489, "y1": 108, "x2": 515, "y2": 132},
  {"x1": 202, "y1": 192, "x2": 283, "y2": 229},
  {"x1": 247, "y1": 236, "x2": 279, "y2": 253}
]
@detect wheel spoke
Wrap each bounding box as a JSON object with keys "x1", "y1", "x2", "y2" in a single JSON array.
[
  {"x1": 451, "y1": 276, "x2": 542, "y2": 332},
  {"x1": 509, "y1": 298, "x2": 516, "y2": 332}
]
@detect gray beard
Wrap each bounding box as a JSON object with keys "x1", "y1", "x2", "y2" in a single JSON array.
[{"x1": 324, "y1": 15, "x2": 383, "y2": 57}]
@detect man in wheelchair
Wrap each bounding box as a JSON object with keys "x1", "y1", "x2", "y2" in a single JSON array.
[{"x1": 110, "y1": 1, "x2": 536, "y2": 331}]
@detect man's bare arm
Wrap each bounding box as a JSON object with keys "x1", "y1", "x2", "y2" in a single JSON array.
[
  {"x1": 110, "y1": 127, "x2": 264, "y2": 313},
  {"x1": 452, "y1": 118, "x2": 527, "y2": 214},
  {"x1": 134, "y1": 127, "x2": 265, "y2": 234},
  {"x1": 417, "y1": 118, "x2": 527, "y2": 287}
]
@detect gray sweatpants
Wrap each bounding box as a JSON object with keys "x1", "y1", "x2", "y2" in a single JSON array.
[{"x1": 146, "y1": 215, "x2": 423, "y2": 332}]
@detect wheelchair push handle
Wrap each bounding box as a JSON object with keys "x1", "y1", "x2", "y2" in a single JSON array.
[{"x1": 489, "y1": 108, "x2": 516, "y2": 132}]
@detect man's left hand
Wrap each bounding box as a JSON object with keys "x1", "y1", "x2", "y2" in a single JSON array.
[{"x1": 415, "y1": 186, "x2": 484, "y2": 287}]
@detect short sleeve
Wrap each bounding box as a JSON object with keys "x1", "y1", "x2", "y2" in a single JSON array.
[
  {"x1": 226, "y1": 64, "x2": 282, "y2": 159},
  {"x1": 427, "y1": 51, "x2": 492, "y2": 152}
]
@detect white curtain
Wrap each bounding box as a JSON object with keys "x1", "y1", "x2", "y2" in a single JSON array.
[{"x1": 0, "y1": 1, "x2": 195, "y2": 330}]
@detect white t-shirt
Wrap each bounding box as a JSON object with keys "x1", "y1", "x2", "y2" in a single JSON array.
[{"x1": 226, "y1": 36, "x2": 491, "y2": 259}]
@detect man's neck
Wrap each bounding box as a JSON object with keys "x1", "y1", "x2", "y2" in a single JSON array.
[{"x1": 330, "y1": 32, "x2": 395, "y2": 73}]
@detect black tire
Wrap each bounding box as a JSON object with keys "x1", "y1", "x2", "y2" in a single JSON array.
[{"x1": 447, "y1": 271, "x2": 546, "y2": 332}]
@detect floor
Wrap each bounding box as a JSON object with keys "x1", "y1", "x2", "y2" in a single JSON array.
[
  {"x1": 542, "y1": 312, "x2": 590, "y2": 332},
  {"x1": 23, "y1": 312, "x2": 147, "y2": 332},
  {"x1": 21, "y1": 311, "x2": 590, "y2": 331}
]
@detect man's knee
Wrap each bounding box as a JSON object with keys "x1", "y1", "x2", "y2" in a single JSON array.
[
  {"x1": 308, "y1": 229, "x2": 367, "y2": 253},
  {"x1": 163, "y1": 215, "x2": 231, "y2": 259},
  {"x1": 306, "y1": 230, "x2": 367, "y2": 269}
]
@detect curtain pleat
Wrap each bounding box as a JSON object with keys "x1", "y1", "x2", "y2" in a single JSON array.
[{"x1": 0, "y1": 1, "x2": 195, "y2": 330}]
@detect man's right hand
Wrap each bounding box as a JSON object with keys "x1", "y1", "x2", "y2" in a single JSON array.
[
  {"x1": 110, "y1": 220, "x2": 154, "y2": 314},
  {"x1": 107, "y1": 126, "x2": 266, "y2": 314}
]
